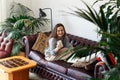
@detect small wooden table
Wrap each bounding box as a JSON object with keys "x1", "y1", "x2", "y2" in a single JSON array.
[{"x1": 0, "y1": 56, "x2": 37, "y2": 80}]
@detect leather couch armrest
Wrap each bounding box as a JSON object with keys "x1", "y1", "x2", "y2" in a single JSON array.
[
  {"x1": 94, "y1": 61, "x2": 108, "y2": 79},
  {"x1": 22, "y1": 34, "x2": 38, "y2": 57},
  {"x1": 29, "y1": 50, "x2": 45, "y2": 61},
  {"x1": 29, "y1": 50, "x2": 47, "y2": 67}
]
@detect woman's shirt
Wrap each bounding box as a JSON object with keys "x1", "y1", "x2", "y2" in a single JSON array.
[{"x1": 45, "y1": 36, "x2": 71, "y2": 55}]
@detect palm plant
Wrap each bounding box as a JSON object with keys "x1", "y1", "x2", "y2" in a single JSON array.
[
  {"x1": 0, "y1": 2, "x2": 48, "y2": 56},
  {"x1": 68, "y1": 0, "x2": 120, "y2": 79},
  {"x1": 69, "y1": 0, "x2": 120, "y2": 61}
]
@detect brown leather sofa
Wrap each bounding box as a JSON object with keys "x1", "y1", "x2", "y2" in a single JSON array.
[
  {"x1": 23, "y1": 32, "x2": 107, "y2": 80},
  {"x1": 0, "y1": 32, "x2": 13, "y2": 58}
]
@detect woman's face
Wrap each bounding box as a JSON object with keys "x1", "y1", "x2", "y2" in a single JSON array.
[{"x1": 57, "y1": 26, "x2": 65, "y2": 38}]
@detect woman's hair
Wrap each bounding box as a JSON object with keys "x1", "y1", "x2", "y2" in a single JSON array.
[
  {"x1": 45, "y1": 23, "x2": 67, "y2": 48},
  {"x1": 49, "y1": 23, "x2": 66, "y2": 39}
]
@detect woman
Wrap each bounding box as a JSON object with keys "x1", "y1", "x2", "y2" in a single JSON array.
[{"x1": 45, "y1": 23, "x2": 72, "y2": 61}]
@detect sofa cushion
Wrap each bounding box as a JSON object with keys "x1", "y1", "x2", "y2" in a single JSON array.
[
  {"x1": 47, "y1": 60, "x2": 72, "y2": 74},
  {"x1": 71, "y1": 61, "x2": 92, "y2": 68},
  {"x1": 71, "y1": 60, "x2": 97, "y2": 70},
  {"x1": 32, "y1": 32, "x2": 48, "y2": 54},
  {"x1": 71, "y1": 53, "x2": 98, "y2": 70},
  {"x1": 67, "y1": 67, "x2": 93, "y2": 80}
]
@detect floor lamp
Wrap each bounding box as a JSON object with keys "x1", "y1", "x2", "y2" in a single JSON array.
[{"x1": 39, "y1": 8, "x2": 53, "y2": 31}]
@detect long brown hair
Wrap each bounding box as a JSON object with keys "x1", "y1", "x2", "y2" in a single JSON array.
[
  {"x1": 49, "y1": 23, "x2": 66, "y2": 39},
  {"x1": 45, "y1": 23, "x2": 67, "y2": 48}
]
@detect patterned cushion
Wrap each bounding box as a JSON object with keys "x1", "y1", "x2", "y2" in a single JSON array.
[
  {"x1": 71, "y1": 59, "x2": 97, "y2": 70},
  {"x1": 71, "y1": 60, "x2": 91, "y2": 68},
  {"x1": 32, "y1": 32, "x2": 48, "y2": 54}
]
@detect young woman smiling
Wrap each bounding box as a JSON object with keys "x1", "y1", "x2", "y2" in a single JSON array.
[{"x1": 45, "y1": 23, "x2": 73, "y2": 61}]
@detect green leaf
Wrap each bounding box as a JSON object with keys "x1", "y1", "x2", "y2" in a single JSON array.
[{"x1": 11, "y1": 42, "x2": 22, "y2": 56}]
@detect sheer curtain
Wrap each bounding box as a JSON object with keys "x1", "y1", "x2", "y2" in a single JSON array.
[
  {"x1": 0, "y1": 0, "x2": 6, "y2": 23},
  {"x1": 0, "y1": 0, "x2": 2, "y2": 23}
]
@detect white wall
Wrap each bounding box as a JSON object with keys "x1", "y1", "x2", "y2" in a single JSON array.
[
  {"x1": 6, "y1": 0, "x2": 32, "y2": 17},
  {"x1": 30, "y1": 0, "x2": 100, "y2": 41},
  {"x1": 5, "y1": 0, "x2": 101, "y2": 41}
]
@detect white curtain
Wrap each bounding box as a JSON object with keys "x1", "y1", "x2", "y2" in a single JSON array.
[
  {"x1": 0, "y1": 0, "x2": 2, "y2": 23},
  {"x1": 0, "y1": 0, "x2": 7, "y2": 23}
]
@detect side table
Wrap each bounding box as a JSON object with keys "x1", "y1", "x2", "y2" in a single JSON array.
[{"x1": 0, "y1": 56, "x2": 37, "y2": 80}]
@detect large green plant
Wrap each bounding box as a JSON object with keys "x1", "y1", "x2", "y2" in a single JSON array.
[
  {"x1": 68, "y1": 0, "x2": 120, "y2": 80},
  {"x1": 0, "y1": 2, "x2": 48, "y2": 56},
  {"x1": 69, "y1": 0, "x2": 120, "y2": 61}
]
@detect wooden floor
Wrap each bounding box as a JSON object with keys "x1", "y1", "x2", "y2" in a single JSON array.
[{"x1": 29, "y1": 72, "x2": 47, "y2": 80}]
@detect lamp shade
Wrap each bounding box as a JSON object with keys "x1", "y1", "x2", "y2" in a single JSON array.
[
  {"x1": 39, "y1": 8, "x2": 46, "y2": 17},
  {"x1": 39, "y1": 8, "x2": 53, "y2": 30}
]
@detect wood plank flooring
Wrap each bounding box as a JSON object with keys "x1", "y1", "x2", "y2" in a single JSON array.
[{"x1": 29, "y1": 72, "x2": 47, "y2": 80}]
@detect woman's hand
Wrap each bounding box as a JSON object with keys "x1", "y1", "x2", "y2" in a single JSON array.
[
  {"x1": 56, "y1": 40, "x2": 63, "y2": 49},
  {"x1": 55, "y1": 40, "x2": 63, "y2": 52},
  {"x1": 56, "y1": 44, "x2": 63, "y2": 50}
]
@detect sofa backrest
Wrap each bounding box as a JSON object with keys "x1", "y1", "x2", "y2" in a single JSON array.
[
  {"x1": 23, "y1": 31, "x2": 97, "y2": 57},
  {"x1": 44, "y1": 31, "x2": 97, "y2": 47},
  {"x1": 67, "y1": 33, "x2": 97, "y2": 47}
]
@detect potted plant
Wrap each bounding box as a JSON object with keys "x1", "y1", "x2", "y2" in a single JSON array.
[
  {"x1": 0, "y1": 2, "x2": 48, "y2": 56},
  {"x1": 68, "y1": 0, "x2": 120, "y2": 79}
]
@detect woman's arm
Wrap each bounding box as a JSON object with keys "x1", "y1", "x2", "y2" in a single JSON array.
[
  {"x1": 48, "y1": 38, "x2": 56, "y2": 55},
  {"x1": 47, "y1": 38, "x2": 62, "y2": 55}
]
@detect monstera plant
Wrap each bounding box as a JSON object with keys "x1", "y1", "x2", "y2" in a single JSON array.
[
  {"x1": 0, "y1": 2, "x2": 48, "y2": 56},
  {"x1": 68, "y1": 0, "x2": 120, "y2": 80}
]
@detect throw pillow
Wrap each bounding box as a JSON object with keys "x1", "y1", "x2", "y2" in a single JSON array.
[
  {"x1": 32, "y1": 32, "x2": 48, "y2": 54},
  {"x1": 71, "y1": 60, "x2": 97, "y2": 70},
  {"x1": 71, "y1": 53, "x2": 97, "y2": 70},
  {"x1": 71, "y1": 60, "x2": 91, "y2": 68}
]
